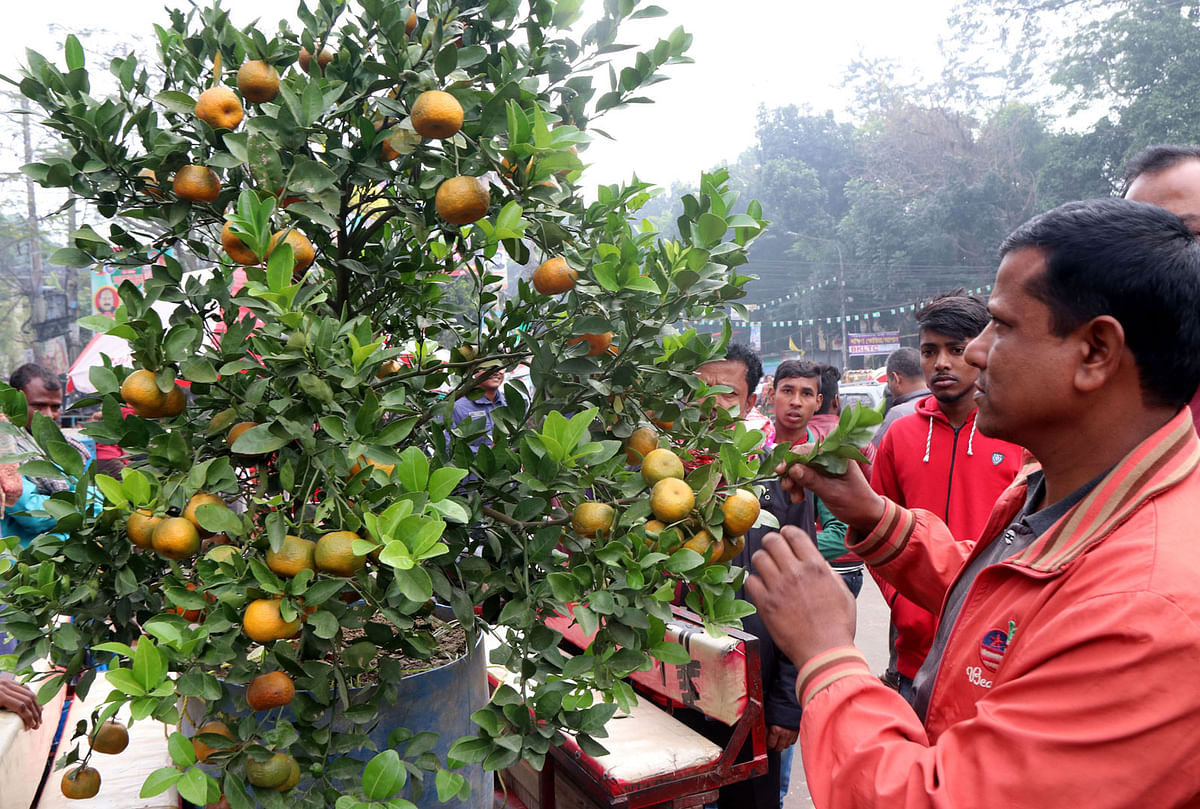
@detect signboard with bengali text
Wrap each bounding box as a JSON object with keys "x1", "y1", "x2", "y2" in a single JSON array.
[{"x1": 848, "y1": 331, "x2": 901, "y2": 356}]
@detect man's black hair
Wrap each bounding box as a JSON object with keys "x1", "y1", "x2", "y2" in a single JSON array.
[
  {"x1": 1121, "y1": 145, "x2": 1200, "y2": 195},
  {"x1": 886, "y1": 347, "x2": 922, "y2": 379},
  {"x1": 721, "y1": 343, "x2": 763, "y2": 396},
  {"x1": 915, "y1": 289, "x2": 990, "y2": 342},
  {"x1": 815, "y1": 363, "x2": 841, "y2": 415},
  {"x1": 1001, "y1": 197, "x2": 1200, "y2": 408},
  {"x1": 10, "y1": 363, "x2": 60, "y2": 394},
  {"x1": 773, "y1": 359, "x2": 821, "y2": 388}
]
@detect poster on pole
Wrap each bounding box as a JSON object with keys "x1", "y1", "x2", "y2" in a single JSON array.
[
  {"x1": 749, "y1": 322, "x2": 761, "y2": 351},
  {"x1": 848, "y1": 331, "x2": 901, "y2": 356},
  {"x1": 90, "y1": 263, "x2": 157, "y2": 317}
]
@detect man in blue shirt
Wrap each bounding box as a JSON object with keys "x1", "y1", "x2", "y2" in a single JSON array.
[{"x1": 450, "y1": 367, "x2": 508, "y2": 450}]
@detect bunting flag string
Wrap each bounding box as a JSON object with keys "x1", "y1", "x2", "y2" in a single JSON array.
[{"x1": 683, "y1": 284, "x2": 994, "y2": 328}]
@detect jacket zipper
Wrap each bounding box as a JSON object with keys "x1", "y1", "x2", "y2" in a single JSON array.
[{"x1": 943, "y1": 423, "x2": 963, "y2": 522}]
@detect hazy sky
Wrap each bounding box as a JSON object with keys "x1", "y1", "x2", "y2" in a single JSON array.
[{"x1": 4, "y1": 0, "x2": 957, "y2": 187}]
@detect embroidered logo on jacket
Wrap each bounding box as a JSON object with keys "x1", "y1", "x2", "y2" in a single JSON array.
[
  {"x1": 979, "y1": 628, "x2": 1009, "y2": 672},
  {"x1": 991, "y1": 452, "x2": 1005, "y2": 466}
]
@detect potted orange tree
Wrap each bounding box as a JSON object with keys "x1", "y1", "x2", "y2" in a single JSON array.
[{"x1": 0, "y1": 1, "x2": 772, "y2": 807}]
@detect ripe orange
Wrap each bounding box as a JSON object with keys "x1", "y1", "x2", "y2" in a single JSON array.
[
  {"x1": 184, "y1": 492, "x2": 228, "y2": 536},
  {"x1": 192, "y1": 720, "x2": 234, "y2": 763},
  {"x1": 314, "y1": 531, "x2": 368, "y2": 576},
  {"x1": 126, "y1": 509, "x2": 162, "y2": 549},
  {"x1": 173, "y1": 165, "x2": 221, "y2": 203},
  {"x1": 227, "y1": 421, "x2": 259, "y2": 452},
  {"x1": 266, "y1": 535, "x2": 316, "y2": 578},
  {"x1": 61, "y1": 766, "x2": 101, "y2": 799},
  {"x1": 172, "y1": 582, "x2": 204, "y2": 622},
  {"x1": 92, "y1": 720, "x2": 129, "y2": 754},
  {"x1": 221, "y1": 221, "x2": 261, "y2": 265},
  {"x1": 298, "y1": 46, "x2": 333, "y2": 75},
  {"x1": 159, "y1": 384, "x2": 186, "y2": 417},
  {"x1": 682, "y1": 529, "x2": 715, "y2": 557},
  {"x1": 650, "y1": 477, "x2": 695, "y2": 523},
  {"x1": 641, "y1": 448, "x2": 685, "y2": 485},
  {"x1": 624, "y1": 426, "x2": 659, "y2": 464},
  {"x1": 349, "y1": 456, "x2": 396, "y2": 477},
  {"x1": 195, "y1": 86, "x2": 244, "y2": 130},
  {"x1": 268, "y1": 229, "x2": 316, "y2": 272},
  {"x1": 152, "y1": 517, "x2": 201, "y2": 561},
  {"x1": 531, "y1": 257, "x2": 577, "y2": 295},
  {"x1": 236, "y1": 60, "x2": 280, "y2": 104},
  {"x1": 435, "y1": 176, "x2": 490, "y2": 225},
  {"x1": 247, "y1": 752, "x2": 297, "y2": 788},
  {"x1": 379, "y1": 129, "x2": 401, "y2": 161},
  {"x1": 243, "y1": 598, "x2": 301, "y2": 643},
  {"x1": 121, "y1": 369, "x2": 167, "y2": 417},
  {"x1": 411, "y1": 90, "x2": 464, "y2": 139},
  {"x1": 376, "y1": 359, "x2": 403, "y2": 378},
  {"x1": 571, "y1": 501, "x2": 614, "y2": 538},
  {"x1": 246, "y1": 670, "x2": 296, "y2": 711},
  {"x1": 721, "y1": 490, "x2": 761, "y2": 536},
  {"x1": 718, "y1": 533, "x2": 747, "y2": 564},
  {"x1": 568, "y1": 332, "x2": 612, "y2": 356},
  {"x1": 404, "y1": 6, "x2": 418, "y2": 34}
]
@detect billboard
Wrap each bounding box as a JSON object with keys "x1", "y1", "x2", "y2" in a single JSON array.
[{"x1": 848, "y1": 331, "x2": 901, "y2": 356}]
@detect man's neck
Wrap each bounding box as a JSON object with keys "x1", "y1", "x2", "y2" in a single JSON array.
[
  {"x1": 774, "y1": 421, "x2": 810, "y2": 447},
  {"x1": 938, "y1": 395, "x2": 975, "y2": 429}
]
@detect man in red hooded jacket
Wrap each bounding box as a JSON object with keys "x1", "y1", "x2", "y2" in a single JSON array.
[{"x1": 870, "y1": 292, "x2": 1022, "y2": 700}]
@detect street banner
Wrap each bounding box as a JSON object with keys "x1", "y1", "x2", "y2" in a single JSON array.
[{"x1": 848, "y1": 331, "x2": 901, "y2": 356}]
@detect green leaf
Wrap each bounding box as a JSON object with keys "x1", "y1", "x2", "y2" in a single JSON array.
[
  {"x1": 436, "y1": 769, "x2": 470, "y2": 803},
  {"x1": 230, "y1": 424, "x2": 289, "y2": 454},
  {"x1": 50, "y1": 247, "x2": 94, "y2": 267},
  {"x1": 64, "y1": 35, "x2": 85, "y2": 70},
  {"x1": 95, "y1": 474, "x2": 128, "y2": 507},
  {"x1": 435, "y1": 44, "x2": 459, "y2": 78},
  {"x1": 155, "y1": 90, "x2": 196, "y2": 115},
  {"x1": 428, "y1": 467, "x2": 468, "y2": 501},
  {"x1": 176, "y1": 767, "x2": 216, "y2": 806},
  {"x1": 396, "y1": 446, "x2": 429, "y2": 492},
  {"x1": 649, "y1": 640, "x2": 691, "y2": 665},
  {"x1": 132, "y1": 637, "x2": 167, "y2": 691},
  {"x1": 196, "y1": 503, "x2": 241, "y2": 536},
  {"x1": 121, "y1": 467, "x2": 153, "y2": 506},
  {"x1": 139, "y1": 767, "x2": 181, "y2": 798},
  {"x1": 361, "y1": 749, "x2": 406, "y2": 799},
  {"x1": 696, "y1": 212, "x2": 727, "y2": 247},
  {"x1": 167, "y1": 731, "x2": 198, "y2": 767}
]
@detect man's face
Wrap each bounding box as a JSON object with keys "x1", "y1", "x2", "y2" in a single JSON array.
[
  {"x1": 920, "y1": 328, "x2": 980, "y2": 407},
  {"x1": 696, "y1": 360, "x2": 755, "y2": 419},
  {"x1": 965, "y1": 247, "x2": 1077, "y2": 444},
  {"x1": 1125, "y1": 159, "x2": 1200, "y2": 237},
  {"x1": 773, "y1": 375, "x2": 822, "y2": 434},
  {"x1": 24, "y1": 378, "x2": 63, "y2": 427},
  {"x1": 477, "y1": 368, "x2": 504, "y2": 393}
]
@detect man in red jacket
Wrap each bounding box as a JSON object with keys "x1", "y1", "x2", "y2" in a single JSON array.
[
  {"x1": 871, "y1": 292, "x2": 1022, "y2": 700},
  {"x1": 750, "y1": 198, "x2": 1200, "y2": 808}
]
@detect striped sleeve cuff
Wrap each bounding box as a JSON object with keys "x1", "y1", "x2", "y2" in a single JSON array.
[
  {"x1": 847, "y1": 497, "x2": 916, "y2": 566},
  {"x1": 796, "y1": 646, "x2": 871, "y2": 707}
]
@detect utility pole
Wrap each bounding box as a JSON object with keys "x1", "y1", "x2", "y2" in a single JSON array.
[{"x1": 21, "y1": 97, "x2": 45, "y2": 334}]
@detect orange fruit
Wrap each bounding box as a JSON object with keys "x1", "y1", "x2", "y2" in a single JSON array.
[
  {"x1": 376, "y1": 359, "x2": 403, "y2": 378},
  {"x1": 138, "y1": 168, "x2": 164, "y2": 197},
  {"x1": 682, "y1": 529, "x2": 714, "y2": 556},
  {"x1": 379, "y1": 129, "x2": 401, "y2": 161},
  {"x1": 404, "y1": 6, "x2": 418, "y2": 34},
  {"x1": 641, "y1": 448, "x2": 685, "y2": 486},
  {"x1": 649, "y1": 477, "x2": 694, "y2": 523},
  {"x1": 92, "y1": 720, "x2": 129, "y2": 754},
  {"x1": 246, "y1": 670, "x2": 296, "y2": 711},
  {"x1": 531, "y1": 257, "x2": 577, "y2": 295},
  {"x1": 61, "y1": 766, "x2": 101, "y2": 799},
  {"x1": 221, "y1": 221, "x2": 261, "y2": 265},
  {"x1": 195, "y1": 86, "x2": 244, "y2": 130},
  {"x1": 126, "y1": 509, "x2": 162, "y2": 549},
  {"x1": 277, "y1": 755, "x2": 302, "y2": 792},
  {"x1": 268, "y1": 229, "x2": 316, "y2": 272},
  {"x1": 718, "y1": 533, "x2": 747, "y2": 564},
  {"x1": 314, "y1": 531, "x2": 368, "y2": 576},
  {"x1": 173, "y1": 165, "x2": 221, "y2": 203},
  {"x1": 568, "y1": 332, "x2": 612, "y2": 356},
  {"x1": 236, "y1": 60, "x2": 280, "y2": 104},
  {"x1": 152, "y1": 517, "x2": 201, "y2": 561},
  {"x1": 571, "y1": 502, "x2": 614, "y2": 538},
  {"x1": 184, "y1": 492, "x2": 228, "y2": 536},
  {"x1": 624, "y1": 426, "x2": 659, "y2": 464},
  {"x1": 121, "y1": 369, "x2": 167, "y2": 417},
  {"x1": 227, "y1": 421, "x2": 259, "y2": 452},
  {"x1": 244, "y1": 598, "x2": 301, "y2": 643},
  {"x1": 159, "y1": 384, "x2": 186, "y2": 417},
  {"x1": 349, "y1": 456, "x2": 396, "y2": 477},
  {"x1": 298, "y1": 46, "x2": 333, "y2": 75},
  {"x1": 411, "y1": 90, "x2": 463, "y2": 139},
  {"x1": 247, "y1": 752, "x2": 296, "y2": 788},
  {"x1": 266, "y1": 535, "x2": 316, "y2": 578},
  {"x1": 435, "y1": 175, "x2": 490, "y2": 225},
  {"x1": 721, "y1": 489, "x2": 761, "y2": 536},
  {"x1": 172, "y1": 582, "x2": 204, "y2": 622},
  {"x1": 192, "y1": 720, "x2": 234, "y2": 763}
]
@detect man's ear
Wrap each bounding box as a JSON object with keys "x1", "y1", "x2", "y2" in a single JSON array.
[
  {"x1": 746, "y1": 392, "x2": 758, "y2": 412},
  {"x1": 815, "y1": 392, "x2": 824, "y2": 410},
  {"x1": 1075, "y1": 315, "x2": 1126, "y2": 394}
]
